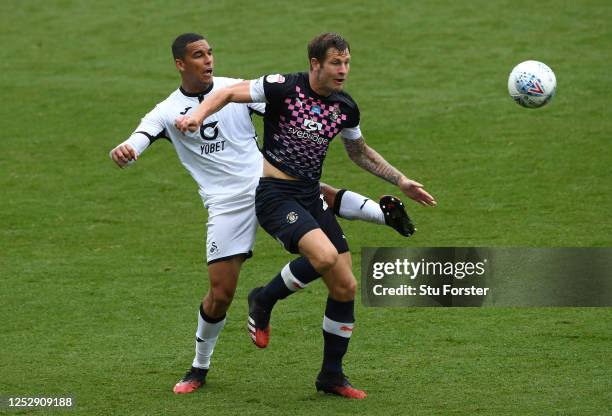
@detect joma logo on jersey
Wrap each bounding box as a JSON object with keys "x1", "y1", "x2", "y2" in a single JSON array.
[
  {"x1": 302, "y1": 118, "x2": 322, "y2": 132},
  {"x1": 200, "y1": 121, "x2": 219, "y2": 141}
]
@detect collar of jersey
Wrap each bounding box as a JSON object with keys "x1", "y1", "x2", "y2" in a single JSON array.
[
  {"x1": 302, "y1": 72, "x2": 339, "y2": 101},
  {"x1": 179, "y1": 83, "x2": 214, "y2": 98}
]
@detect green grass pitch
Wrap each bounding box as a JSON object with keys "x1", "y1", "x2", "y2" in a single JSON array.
[{"x1": 1, "y1": 0, "x2": 610, "y2": 414}]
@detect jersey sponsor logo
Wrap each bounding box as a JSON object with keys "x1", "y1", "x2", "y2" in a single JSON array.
[
  {"x1": 199, "y1": 121, "x2": 225, "y2": 155},
  {"x1": 287, "y1": 125, "x2": 328, "y2": 145},
  {"x1": 286, "y1": 212, "x2": 299, "y2": 224},
  {"x1": 266, "y1": 74, "x2": 285, "y2": 84},
  {"x1": 200, "y1": 141, "x2": 226, "y2": 155},
  {"x1": 200, "y1": 121, "x2": 219, "y2": 141},
  {"x1": 302, "y1": 118, "x2": 323, "y2": 132}
]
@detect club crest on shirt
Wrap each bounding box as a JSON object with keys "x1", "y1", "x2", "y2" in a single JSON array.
[
  {"x1": 266, "y1": 74, "x2": 286, "y2": 84},
  {"x1": 329, "y1": 106, "x2": 341, "y2": 122}
]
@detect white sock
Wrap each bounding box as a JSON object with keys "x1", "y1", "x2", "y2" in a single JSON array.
[
  {"x1": 337, "y1": 190, "x2": 385, "y2": 224},
  {"x1": 192, "y1": 308, "x2": 226, "y2": 369}
]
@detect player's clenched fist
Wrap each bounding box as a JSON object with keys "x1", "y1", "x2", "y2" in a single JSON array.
[
  {"x1": 174, "y1": 115, "x2": 200, "y2": 133},
  {"x1": 110, "y1": 143, "x2": 138, "y2": 168}
]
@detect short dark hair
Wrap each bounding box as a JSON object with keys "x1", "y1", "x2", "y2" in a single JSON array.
[
  {"x1": 307, "y1": 33, "x2": 350, "y2": 66},
  {"x1": 172, "y1": 33, "x2": 206, "y2": 60}
]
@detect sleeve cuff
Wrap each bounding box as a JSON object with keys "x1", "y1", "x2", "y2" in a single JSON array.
[{"x1": 340, "y1": 125, "x2": 362, "y2": 140}]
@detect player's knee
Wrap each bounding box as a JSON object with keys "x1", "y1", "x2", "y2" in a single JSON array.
[
  {"x1": 346, "y1": 279, "x2": 357, "y2": 298},
  {"x1": 310, "y1": 248, "x2": 338, "y2": 273},
  {"x1": 330, "y1": 277, "x2": 357, "y2": 301},
  {"x1": 210, "y1": 286, "x2": 235, "y2": 311}
]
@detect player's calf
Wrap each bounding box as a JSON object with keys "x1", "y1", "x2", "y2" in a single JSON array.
[{"x1": 259, "y1": 258, "x2": 318, "y2": 305}]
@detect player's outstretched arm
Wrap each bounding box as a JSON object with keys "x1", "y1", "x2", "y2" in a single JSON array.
[
  {"x1": 175, "y1": 80, "x2": 253, "y2": 133},
  {"x1": 342, "y1": 136, "x2": 437, "y2": 207}
]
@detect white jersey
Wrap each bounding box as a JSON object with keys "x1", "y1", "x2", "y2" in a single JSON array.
[{"x1": 127, "y1": 77, "x2": 265, "y2": 212}]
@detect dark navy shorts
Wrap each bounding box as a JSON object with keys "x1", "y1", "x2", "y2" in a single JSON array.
[{"x1": 255, "y1": 177, "x2": 349, "y2": 255}]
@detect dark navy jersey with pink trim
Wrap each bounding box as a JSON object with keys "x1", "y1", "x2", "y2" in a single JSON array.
[{"x1": 259, "y1": 72, "x2": 360, "y2": 182}]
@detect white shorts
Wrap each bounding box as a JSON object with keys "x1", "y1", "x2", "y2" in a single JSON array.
[{"x1": 205, "y1": 203, "x2": 258, "y2": 264}]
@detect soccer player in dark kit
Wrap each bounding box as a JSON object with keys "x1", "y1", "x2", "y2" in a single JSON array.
[
  {"x1": 176, "y1": 32, "x2": 436, "y2": 399},
  {"x1": 111, "y1": 33, "x2": 414, "y2": 396}
]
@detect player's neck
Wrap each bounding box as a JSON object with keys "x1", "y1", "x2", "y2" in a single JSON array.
[
  {"x1": 181, "y1": 81, "x2": 213, "y2": 96},
  {"x1": 308, "y1": 72, "x2": 332, "y2": 97}
]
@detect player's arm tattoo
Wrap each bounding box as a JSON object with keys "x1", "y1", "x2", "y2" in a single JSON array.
[{"x1": 342, "y1": 137, "x2": 403, "y2": 185}]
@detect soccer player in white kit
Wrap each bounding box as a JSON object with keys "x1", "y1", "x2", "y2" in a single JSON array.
[{"x1": 110, "y1": 33, "x2": 414, "y2": 394}]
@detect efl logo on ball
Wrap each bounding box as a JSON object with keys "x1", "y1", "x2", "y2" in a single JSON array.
[{"x1": 508, "y1": 60, "x2": 556, "y2": 108}]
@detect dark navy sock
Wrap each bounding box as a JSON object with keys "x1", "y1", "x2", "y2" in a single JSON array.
[
  {"x1": 256, "y1": 273, "x2": 290, "y2": 309},
  {"x1": 257, "y1": 256, "x2": 320, "y2": 309},
  {"x1": 322, "y1": 297, "x2": 355, "y2": 374}
]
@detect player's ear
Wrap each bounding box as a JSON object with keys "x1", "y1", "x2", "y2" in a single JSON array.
[
  {"x1": 310, "y1": 57, "x2": 321, "y2": 72},
  {"x1": 175, "y1": 58, "x2": 185, "y2": 72}
]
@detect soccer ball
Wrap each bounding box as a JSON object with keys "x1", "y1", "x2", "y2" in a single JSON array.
[{"x1": 508, "y1": 60, "x2": 556, "y2": 108}]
